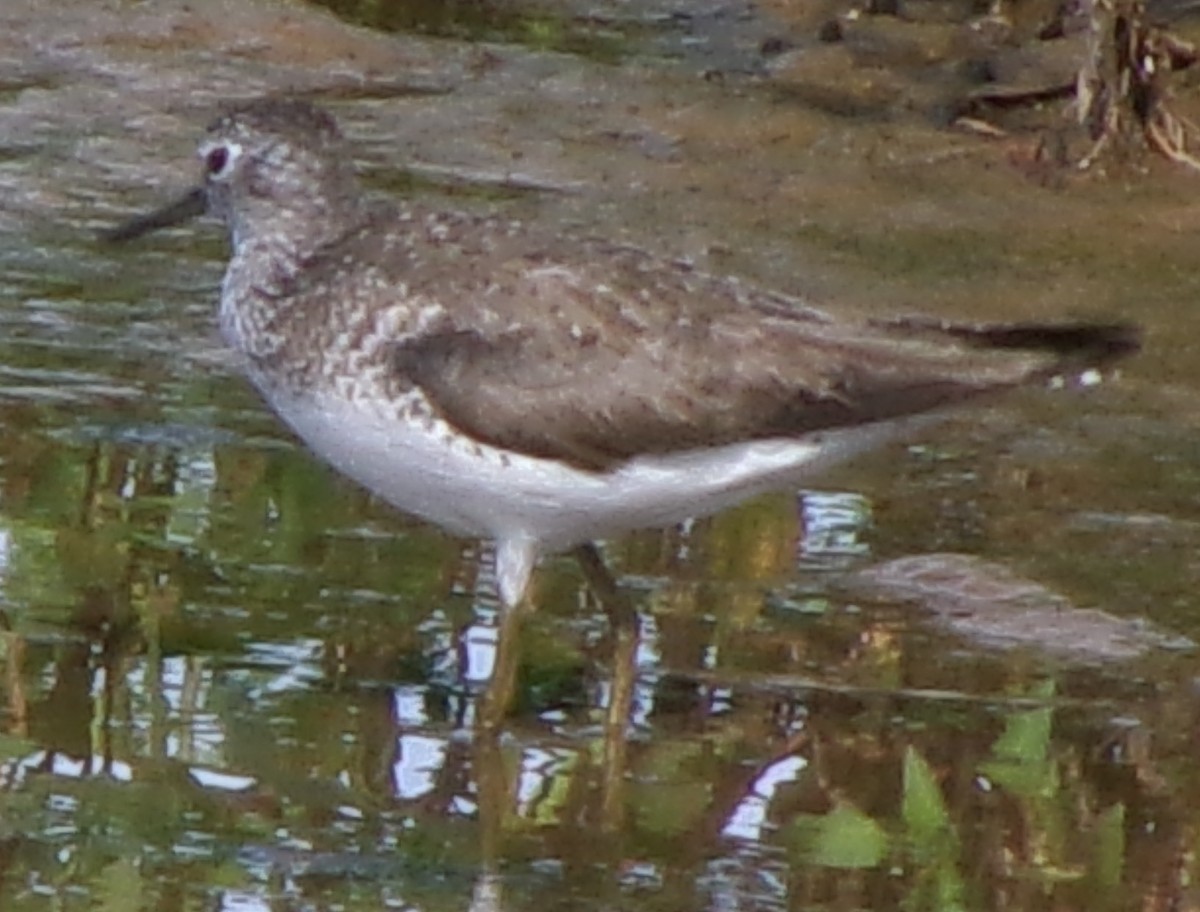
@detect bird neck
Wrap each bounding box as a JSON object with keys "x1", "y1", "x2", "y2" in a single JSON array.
[{"x1": 227, "y1": 185, "x2": 369, "y2": 268}]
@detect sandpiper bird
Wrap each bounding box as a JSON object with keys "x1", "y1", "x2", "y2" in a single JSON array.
[{"x1": 106, "y1": 99, "x2": 1139, "y2": 608}]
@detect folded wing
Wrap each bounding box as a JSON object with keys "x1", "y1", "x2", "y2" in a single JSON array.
[{"x1": 389, "y1": 248, "x2": 1138, "y2": 472}]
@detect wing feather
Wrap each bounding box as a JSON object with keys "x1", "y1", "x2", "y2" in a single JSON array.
[{"x1": 385, "y1": 243, "x2": 1137, "y2": 472}]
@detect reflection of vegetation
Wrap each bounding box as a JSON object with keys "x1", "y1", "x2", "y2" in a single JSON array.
[
  {"x1": 902, "y1": 747, "x2": 965, "y2": 911},
  {"x1": 791, "y1": 802, "x2": 888, "y2": 869},
  {"x1": 772, "y1": 677, "x2": 1156, "y2": 910},
  {"x1": 0, "y1": 425, "x2": 1191, "y2": 907},
  {"x1": 980, "y1": 680, "x2": 1057, "y2": 799}
]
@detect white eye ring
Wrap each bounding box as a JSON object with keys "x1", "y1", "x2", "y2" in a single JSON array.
[{"x1": 200, "y1": 140, "x2": 242, "y2": 181}]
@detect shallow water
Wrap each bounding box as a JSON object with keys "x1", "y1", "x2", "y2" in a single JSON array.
[{"x1": 1, "y1": 0, "x2": 1199, "y2": 909}]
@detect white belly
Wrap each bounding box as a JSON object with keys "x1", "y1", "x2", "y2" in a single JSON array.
[{"x1": 264, "y1": 384, "x2": 923, "y2": 552}]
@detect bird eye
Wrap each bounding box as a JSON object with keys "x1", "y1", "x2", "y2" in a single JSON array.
[
  {"x1": 201, "y1": 141, "x2": 242, "y2": 181},
  {"x1": 206, "y1": 146, "x2": 230, "y2": 176}
]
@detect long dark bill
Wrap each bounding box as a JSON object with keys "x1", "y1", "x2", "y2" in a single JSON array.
[{"x1": 101, "y1": 186, "x2": 207, "y2": 243}]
